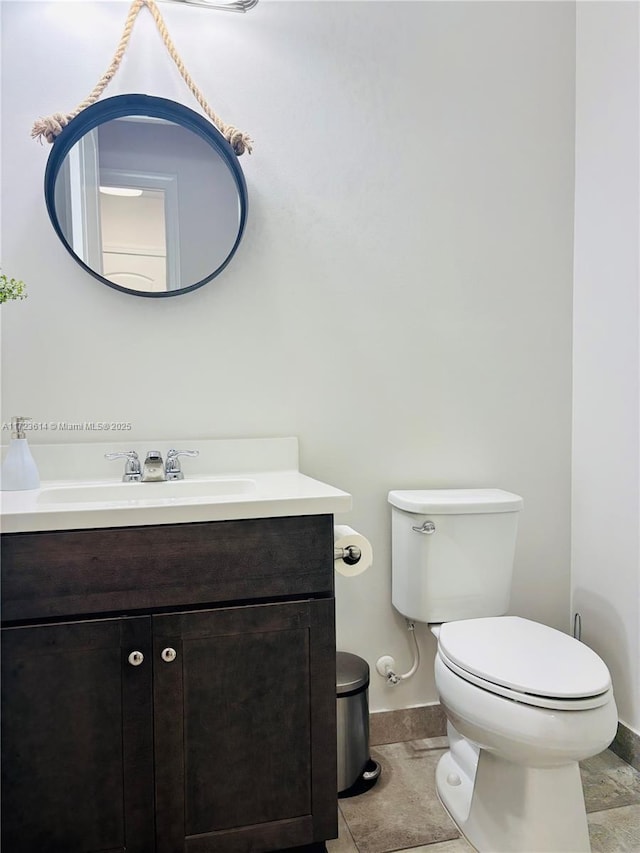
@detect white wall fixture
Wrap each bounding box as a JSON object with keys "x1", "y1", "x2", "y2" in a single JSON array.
[{"x1": 161, "y1": 0, "x2": 258, "y2": 10}]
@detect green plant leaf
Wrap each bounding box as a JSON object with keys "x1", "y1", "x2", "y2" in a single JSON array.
[{"x1": 0, "y1": 272, "x2": 27, "y2": 304}]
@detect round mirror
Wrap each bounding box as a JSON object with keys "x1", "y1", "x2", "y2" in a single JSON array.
[{"x1": 45, "y1": 94, "x2": 248, "y2": 297}]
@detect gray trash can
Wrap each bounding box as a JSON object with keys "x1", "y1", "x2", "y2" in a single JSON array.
[{"x1": 336, "y1": 651, "x2": 381, "y2": 795}]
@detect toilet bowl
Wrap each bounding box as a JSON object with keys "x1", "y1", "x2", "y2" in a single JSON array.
[
  {"x1": 388, "y1": 489, "x2": 618, "y2": 853},
  {"x1": 433, "y1": 618, "x2": 617, "y2": 853}
]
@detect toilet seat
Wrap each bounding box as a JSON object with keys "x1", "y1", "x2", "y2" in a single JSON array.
[{"x1": 437, "y1": 616, "x2": 612, "y2": 711}]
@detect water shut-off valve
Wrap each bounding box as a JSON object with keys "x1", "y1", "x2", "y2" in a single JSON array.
[{"x1": 375, "y1": 620, "x2": 420, "y2": 685}]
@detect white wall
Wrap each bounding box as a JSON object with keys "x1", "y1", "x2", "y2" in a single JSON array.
[
  {"x1": 573, "y1": 2, "x2": 640, "y2": 736},
  {"x1": 1, "y1": 0, "x2": 576, "y2": 711}
]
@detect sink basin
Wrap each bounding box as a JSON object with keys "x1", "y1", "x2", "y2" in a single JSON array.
[{"x1": 37, "y1": 478, "x2": 256, "y2": 505}]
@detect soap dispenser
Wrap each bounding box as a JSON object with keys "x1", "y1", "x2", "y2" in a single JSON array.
[{"x1": 1, "y1": 416, "x2": 40, "y2": 490}]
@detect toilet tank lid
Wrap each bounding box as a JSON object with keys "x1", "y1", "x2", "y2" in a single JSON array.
[{"x1": 388, "y1": 489, "x2": 523, "y2": 514}]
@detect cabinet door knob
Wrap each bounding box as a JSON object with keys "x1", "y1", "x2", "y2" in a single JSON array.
[
  {"x1": 161, "y1": 647, "x2": 177, "y2": 663},
  {"x1": 128, "y1": 651, "x2": 144, "y2": 666}
]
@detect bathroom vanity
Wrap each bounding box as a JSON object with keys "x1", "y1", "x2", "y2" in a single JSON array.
[{"x1": 0, "y1": 439, "x2": 352, "y2": 853}]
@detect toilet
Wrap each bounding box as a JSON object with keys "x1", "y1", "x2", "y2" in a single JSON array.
[{"x1": 388, "y1": 488, "x2": 618, "y2": 853}]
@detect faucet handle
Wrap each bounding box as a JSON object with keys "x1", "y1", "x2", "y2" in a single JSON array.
[
  {"x1": 165, "y1": 449, "x2": 199, "y2": 480},
  {"x1": 105, "y1": 451, "x2": 141, "y2": 482}
]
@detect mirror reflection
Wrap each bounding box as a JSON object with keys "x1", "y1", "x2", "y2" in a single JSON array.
[
  {"x1": 100, "y1": 185, "x2": 169, "y2": 292},
  {"x1": 46, "y1": 97, "x2": 248, "y2": 297}
]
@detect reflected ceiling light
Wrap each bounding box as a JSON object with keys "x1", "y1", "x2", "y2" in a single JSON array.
[
  {"x1": 99, "y1": 186, "x2": 144, "y2": 197},
  {"x1": 161, "y1": 0, "x2": 259, "y2": 11}
]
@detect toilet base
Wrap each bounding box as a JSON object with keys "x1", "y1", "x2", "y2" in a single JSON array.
[{"x1": 436, "y1": 748, "x2": 591, "y2": 853}]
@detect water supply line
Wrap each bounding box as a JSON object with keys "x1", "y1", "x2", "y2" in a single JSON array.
[{"x1": 375, "y1": 620, "x2": 420, "y2": 685}]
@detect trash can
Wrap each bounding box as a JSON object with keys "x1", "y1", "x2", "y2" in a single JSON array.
[{"x1": 336, "y1": 651, "x2": 381, "y2": 795}]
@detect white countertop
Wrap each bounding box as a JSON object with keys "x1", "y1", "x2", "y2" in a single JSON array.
[{"x1": 0, "y1": 438, "x2": 352, "y2": 533}]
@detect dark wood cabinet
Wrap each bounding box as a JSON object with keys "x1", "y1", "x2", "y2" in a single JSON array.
[
  {"x1": 1, "y1": 616, "x2": 154, "y2": 853},
  {"x1": 1, "y1": 516, "x2": 337, "y2": 853}
]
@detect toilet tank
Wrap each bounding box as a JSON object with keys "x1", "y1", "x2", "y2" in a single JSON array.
[{"x1": 388, "y1": 489, "x2": 523, "y2": 624}]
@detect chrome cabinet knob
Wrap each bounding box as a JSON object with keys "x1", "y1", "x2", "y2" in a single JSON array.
[
  {"x1": 128, "y1": 651, "x2": 144, "y2": 666},
  {"x1": 161, "y1": 647, "x2": 177, "y2": 663}
]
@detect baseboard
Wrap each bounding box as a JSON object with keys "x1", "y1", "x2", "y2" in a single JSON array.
[
  {"x1": 369, "y1": 703, "x2": 447, "y2": 746},
  {"x1": 610, "y1": 721, "x2": 640, "y2": 772}
]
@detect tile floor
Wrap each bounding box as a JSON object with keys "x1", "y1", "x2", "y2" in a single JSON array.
[{"x1": 327, "y1": 738, "x2": 640, "y2": 853}]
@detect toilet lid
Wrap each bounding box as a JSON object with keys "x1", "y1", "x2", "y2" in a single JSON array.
[{"x1": 437, "y1": 617, "x2": 611, "y2": 701}]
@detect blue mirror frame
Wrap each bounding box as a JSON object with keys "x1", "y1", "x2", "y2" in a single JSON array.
[{"x1": 44, "y1": 94, "x2": 248, "y2": 298}]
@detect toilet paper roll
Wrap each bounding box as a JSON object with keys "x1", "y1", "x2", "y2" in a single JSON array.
[{"x1": 334, "y1": 525, "x2": 373, "y2": 577}]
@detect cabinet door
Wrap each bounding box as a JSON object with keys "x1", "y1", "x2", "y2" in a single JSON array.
[
  {"x1": 1, "y1": 617, "x2": 154, "y2": 853},
  {"x1": 154, "y1": 599, "x2": 337, "y2": 853}
]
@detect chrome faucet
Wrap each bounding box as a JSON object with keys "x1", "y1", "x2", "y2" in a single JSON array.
[
  {"x1": 106, "y1": 449, "x2": 199, "y2": 482},
  {"x1": 142, "y1": 450, "x2": 165, "y2": 482}
]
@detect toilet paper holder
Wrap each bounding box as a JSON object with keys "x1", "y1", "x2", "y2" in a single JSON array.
[{"x1": 334, "y1": 545, "x2": 362, "y2": 565}]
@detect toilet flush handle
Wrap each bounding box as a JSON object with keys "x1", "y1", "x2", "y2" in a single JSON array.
[{"x1": 412, "y1": 520, "x2": 436, "y2": 535}]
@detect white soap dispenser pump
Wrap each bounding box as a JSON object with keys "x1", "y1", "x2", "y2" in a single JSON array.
[{"x1": 1, "y1": 416, "x2": 40, "y2": 490}]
